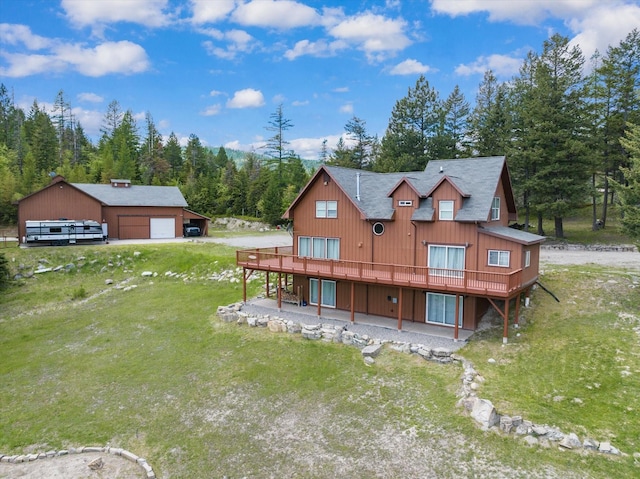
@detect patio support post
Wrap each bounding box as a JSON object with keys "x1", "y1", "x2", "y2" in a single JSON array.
[
  {"x1": 266, "y1": 272, "x2": 270, "y2": 298},
  {"x1": 317, "y1": 279, "x2": 322, "y2": 319},
  {"x1": 514, "y1": 293, "x2": 521, "y2": 328},
  {"x1": 350, "y1": 282, "x2": 355, "y2": 324},
  {"x1": 454, "y1": 293, "x2": 460, "y2": 341},
  {"x1": 277, "y1": 273, "x2": 282, "y2": 311},
  {"x1": 397, "y1": 287, "x2": 403, "y2": 332},
  {"x1": 502, "y1": 296, "x2": 510, "y2": 344},
  {"x1": 242, "y1": 268, "x2": 247, "y2": 303}
]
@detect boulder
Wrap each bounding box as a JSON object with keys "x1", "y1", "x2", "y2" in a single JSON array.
[
  {"x1": 470, "y1": 398, "x2": 499, "y2": 429},
  {"x1": 361, "y1": 344, "x2": 383, "y2": 358}
]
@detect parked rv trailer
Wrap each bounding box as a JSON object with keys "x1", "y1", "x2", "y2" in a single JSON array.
[{"x1": 25, "y1": 220, "x2": 106, "y2": 245}]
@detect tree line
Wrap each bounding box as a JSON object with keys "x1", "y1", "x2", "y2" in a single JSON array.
[{"x1": 1, "y1": 31, "x2": 639, "y2": 238}]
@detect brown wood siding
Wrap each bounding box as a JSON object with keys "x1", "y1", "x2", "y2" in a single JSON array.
[
  {"x1": 491, "y1": 180, "x2": 509, "y2": 226},
  {"x1": 103, "y1": 206, "x2": 184, "y2": 239},
  {"x1": 520, "y1": 245, "x2": 540, "y2": 286},
  {"x1": 292, "y1": 174, "x2": 372, "y2": 263},
  {"x1": 17, "y1": 183, "x2": 102, "y2": 240}
]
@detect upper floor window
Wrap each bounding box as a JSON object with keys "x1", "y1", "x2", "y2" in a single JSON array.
[
  {"x1": 316, "y1": 200, "x2": 337, "y2": 218},
  {"x1": 299, "y1": 236, "x2": 340, "y2": 259},
  {"x1": 491, "y1": 197, "x2": 500, "y2": 221},
  {"x1": 398, "y1": 200, "x2": 413, "y2": 207},
  {"x1": 524, "y1": 250, "x2": 531, "y2": 268},
  {"x1": 488, "y1": 250, "x2": 510, "y2": 267},
  {"x1": 439, "y1": 200, "x2": 454, "y2": 220}
]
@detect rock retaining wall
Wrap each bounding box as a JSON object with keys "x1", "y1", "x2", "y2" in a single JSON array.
[
  {"x1": 217, "y1": 303, "x2": 627, "y2": 458},
  {"x1": 0, "y1": 446, "x2": 156, "y2": 478}
]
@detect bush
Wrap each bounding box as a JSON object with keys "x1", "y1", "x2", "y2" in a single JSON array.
[{"x1": 0, "y1": 252, "x2": 9, "y2": 290}]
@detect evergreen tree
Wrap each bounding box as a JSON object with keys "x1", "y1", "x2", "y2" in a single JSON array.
[
  {"x1": 0, "y1": 144, "x2": 18, "y2": 223},
  {"x1": 440, "y1": 85, "x2": 470, "y2": 158},
  {"x1": 264, "y1": 104, "x2": 294, "y2": 179},
  {"x1": 261, "y1": 171, "x2": 284, "y2": 225},
  {"x1": 616, "y1": 122, "x2": 640, "y2": 239},
  {"x1": 468, "y1": 71, "x2": 512, "y2": 156},
  {"x1": 374, "y1": 75, "x2": 440, "y2": 172},
  {"x1": 527, "y1": 34, "x2": 589, "y2": 238},
  {"x1": 23, "y1": 101, "x2": 58, "y2": 181},
  {"x1": 164, "y1": 132, "x2": 183, "y2": 180}
]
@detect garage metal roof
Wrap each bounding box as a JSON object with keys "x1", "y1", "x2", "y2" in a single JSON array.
[{"x1": 72, "y1": 183, "x2": 188, "y2": 207}]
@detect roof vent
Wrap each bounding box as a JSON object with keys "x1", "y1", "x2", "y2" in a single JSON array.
[
  {"x1": 439, "y1": 166, "x2": 444, "y2": 173},
  {"x1": 356, "y1": 171, "x2": 361, "y2": 201}
]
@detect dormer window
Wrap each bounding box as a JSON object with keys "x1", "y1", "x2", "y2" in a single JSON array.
[
  {"x1": 398, "y1": 200, "x2": 413, "y2": 207},
  {"x1": 439, "y1": 200, "x2": 454, "y2": 221},
  {"x1": 491, "y1": 197, "x2": 500, "y2": 221}
]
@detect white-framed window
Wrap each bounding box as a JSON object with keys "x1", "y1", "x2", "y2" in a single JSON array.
[
  {"x1": 439, "y1": 200, "x2": 454, "y2": 220},
  {"x1": 398, "y1": 200, "x2": 413, "y2": 207},
  {"x1": 316, "y1": 200, "x2": 337, "y2": 218},
  {"x1": 428, "y1": 245, "x2": 465, "y2": 278},
  {"x1": 426, "y1": 293, "x2": 463, "y2": 327},
  {"x1": 491, "y1": 197, "x2": 500, "y2": 221},
  {"x1": 298, "y1": 236, "x2": 340, "y2": 259},
  {"x1": 309, "y1": 279, "x2": 336, "y2": 308},
  {"x1": 524, "y1": 250, "x2": 531, "y2": 268},
  {"x1": 488, "y1": 250, "x2": 510, "y2": 267}
]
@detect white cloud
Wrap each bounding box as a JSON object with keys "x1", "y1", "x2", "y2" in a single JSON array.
[
  {"x1": 209, "y1": 90, "x2": 224, "y2": 97},
  {"x1": 389, "y1": 58, "x2": 430, "y2": 75},
  {"x1": 190, "y1": 0, "x2": 236, "y2": 24},
  {"x1": 70, "y1": 106, "x2": 104, "y2": 136},
  {"x1": 328, "y1": 12, "x2": 411, "y2": 62},
  {"x1": 455, "y1": 53, "x2": 522, "y2": 77},
  {"x1": 568, "y1": 3, "x2": 640, "y2": 62},
  {"x1": 333, "y1": 87, "x2": 349, "y2": 93},
  {"x1": 226, "y1": 88, "x2": 265, "y2": 108},
  {"x1": 201, "y1": 28, "x2": 257, "y2": 59},
  {"x1": 62, "y1": 0, "x2": 172, "y2": 27},
  {"x1": 232, "y1": 0, "x2": 321, "y2": 29},
  {"x1": 202, "y1": 104, "x2": 222, "y2": 116},
  {"x1": 54, "y1": 41, "x2": 150, "y2": 77},
  {"x1": 77, "y1": 92, "x2": 104, "y2": 103},
  {"x1": 284, "y1": 38, "x2": 347, "y2": 60},
  {"x1": 430, "y1": 0, "x2": 601, "y2": 26},
  {"x1": 0, "y1": 23, "x2": 52, "y2": 50},
  {"x1": 339, "y1": 102, "x2": 353, "y2": 114},
  {"x1": 0, "y1": 53, "x2": 65, "y2": 77},
  {"x1": 292, "y1": 100, "x2": 309, "y2": 106}
]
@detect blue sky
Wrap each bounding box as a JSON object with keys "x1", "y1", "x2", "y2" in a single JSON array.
[{"x1": 2, "y1": 0, "x2": 639, "y2": 159}]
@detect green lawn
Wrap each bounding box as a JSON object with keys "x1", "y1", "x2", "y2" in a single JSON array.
[{"x1": 1, "y1": 243, "x2": 638, "y2": 478}]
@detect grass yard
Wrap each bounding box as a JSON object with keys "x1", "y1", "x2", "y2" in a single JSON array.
[{"x1": 0, "y1": 243, "x2": 638, "y2": 478}]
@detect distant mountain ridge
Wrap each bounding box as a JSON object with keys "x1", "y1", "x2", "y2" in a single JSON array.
[{"x1": 209, "y1": 147, "x2": 321, "y2": 172}]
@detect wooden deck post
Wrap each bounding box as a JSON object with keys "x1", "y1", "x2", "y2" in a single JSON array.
[
  {"x1": 502, "y1": 297, "x2": 510, "y2": 344},
  {"x1": 242, "y1": 267, "x2": 247, "y2": 303},
  {"x1": 317, "y1": 279, "x2": 322, "y2": 319},
  {"x1": 454, "y1": 293, "x2": 460, "y2": 341},
  {"x1": 265, "y1": 272, "x2": 270, "y2": 298},
  {"x1": 277, "y1": 273, "x2": 282, "y2": 311},
  {"x1": 514, "y1": 293, "x2": 521, "y2": 328},
  {"x1": 397, "y1": 287, "x2": 403, "y2": 331},
  {"x1": 350, "y1": 282, "x2": 355, "y2": 324}
]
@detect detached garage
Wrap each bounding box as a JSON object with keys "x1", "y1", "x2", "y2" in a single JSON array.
[{"x1": 17, "y1": 176, "x2": 209, "y2": 241}]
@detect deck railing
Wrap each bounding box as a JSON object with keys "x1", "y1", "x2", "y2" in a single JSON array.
[{"x1": 237, "y1": 247, "x2": 526, "y2": 297}]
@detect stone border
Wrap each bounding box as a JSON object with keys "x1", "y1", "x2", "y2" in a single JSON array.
[
  {"x1": 0, "y1": 446, "x2": 156, "y2": 478},
  {"x1": 218, "y1": 302, "x2": 629, "y2": 458}
]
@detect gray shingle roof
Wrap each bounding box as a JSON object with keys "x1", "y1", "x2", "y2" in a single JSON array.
[
  {"x1": 72, "y1": 183, "x2": 188, "y2": 207},
  {"x1": 479, "y1": 226, "x2": 546, "y2": 245},
  {"x1": 324, "y1": 156, "x2": 508, "y2": 223}
]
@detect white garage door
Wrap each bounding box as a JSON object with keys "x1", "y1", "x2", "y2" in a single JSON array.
[{"x1": 150, "y1": 218, "x2": 175, "y2": 239}]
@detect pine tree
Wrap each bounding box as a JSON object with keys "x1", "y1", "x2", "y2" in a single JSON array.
[
  {"x1": 617, "y1": 122, "x2": 640, "y2": 239},
  {"x1": 374, "y1": 75, "x2": 441, "y2": 172},
  {"x1": 468, "y1": 71, "x2": 511, "y2": 156},
  {"x1": 165, "y1": 132, "x2": 183, "y2": 180},
  {"x1": 440, "y1": 85, "x2": 470, "y2": 158}
]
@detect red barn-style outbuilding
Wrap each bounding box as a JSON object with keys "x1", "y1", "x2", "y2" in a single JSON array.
[
  {"x1": 237, "y1": 156, "x2": 545, "y2": 343},
  {"x1": 17, "y1": 176, "x2": 208, "y2": 241}
]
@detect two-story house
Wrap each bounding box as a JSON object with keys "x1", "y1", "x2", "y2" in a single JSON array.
[{"x1": 237, "y1": 156, "x2": 545, "y2": 342}]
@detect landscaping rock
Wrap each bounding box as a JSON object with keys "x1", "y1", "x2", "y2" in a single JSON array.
[
  {"x1": 361, "y1": 344, "x2": 383, "y2": 358},
  {"x1": 470, "y1": 398, "x2": 499, "y2": 429}
]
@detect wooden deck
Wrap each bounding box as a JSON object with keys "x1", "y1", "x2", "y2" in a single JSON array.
[{"x1": 237, "y1": 246, "x2": 529, "y2": 298}]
